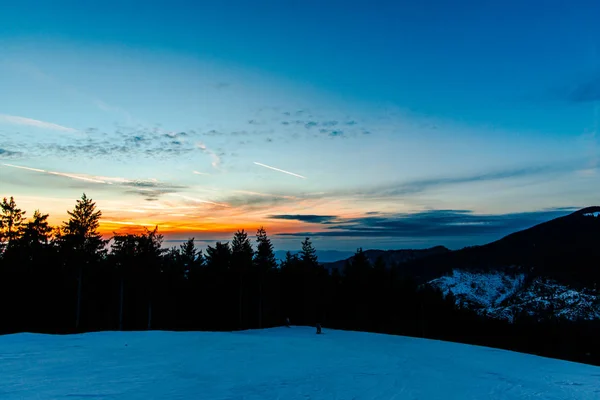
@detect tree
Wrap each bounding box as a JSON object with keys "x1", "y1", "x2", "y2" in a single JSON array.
[
  {"x1": 254, "y1": 227, "x2": 277, "y2": 328},
  {"x1": 205, "y1": 241, "x2": 231, "y2": 271},
  {"x1": 280, "y1": 251, "x2": 300, "y2": 270},
  {"x1": 231, "y1": 230, "x2": 254, "y2": 329},
  {"x1": 300, "y1": 237, "x2": 318, "y2": 268},
  {"x1": 346, "y1": 247, "x2": 371, "y2": 278},
  {"x1": 137, "y1": 227, "x2": 165, "y2": 330},
  {"x1": 10, "y1": 210, "x2": 54, "y2": 265},
  {"x1": 110, "y1": 233, "x2": 138, "y2": 330},
  {"x1": 0, "y1": 196, "x2": 26, "y2": 252},
  {"x1": 59, "y1": 193, "x2": 106, "y2": 331},
  {"x1": 179, "y1": 238, "x2": 200, "y2": 279},
  {"x1": 21, "y1": 210, "x2": 53, "y2": 247}
]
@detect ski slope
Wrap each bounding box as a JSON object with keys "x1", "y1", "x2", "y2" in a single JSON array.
[{"x1": 1, "y1": 327, "x2": 598, "y2": 399}]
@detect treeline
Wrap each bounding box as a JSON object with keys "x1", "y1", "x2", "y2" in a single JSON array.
[{"x1": 0, "y1": 194, "x2": 599, "y2": 366}]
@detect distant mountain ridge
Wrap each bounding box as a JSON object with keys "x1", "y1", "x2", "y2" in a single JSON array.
[
  {"x1": 321, "y1": 246, "x2": 450, "y2": 273},
  {"x1": 401, "y1": 206, "x2": 600, "y2": 285},
  {"x1": 316, "y1": 207, "x2": 600, "y2": 322},
  {"x1": 274, "y1": 250, "x2": 355, "y2": 264},
  {"x1": 419, "y1": 206, "x2": 600, "y2": 322}
]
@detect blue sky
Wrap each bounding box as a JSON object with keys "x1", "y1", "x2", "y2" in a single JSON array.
[{"x1": 1, "y1": 1, "x2": 599, "y2": 251}]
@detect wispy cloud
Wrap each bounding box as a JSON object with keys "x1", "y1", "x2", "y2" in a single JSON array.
[
  {"x1": 329, "y1": 161, "x2": 580, "y2": 199},
  {"x1": 275, "y1": 208, "x2": 577, "y2": 239},
  {"x1": 0, "y1": 114, "x2": 77, "y2": 133},
  {"x1": 0, "y1": 148, "x2": 21, "y2": 158},
  {"x1": 193, "y1": 170, "x2": 211, "y2": 176},
  {"x1": 1, "y1": 163, "x2": 188, "y2": 200},
  {"x1": 196, "y1": 142, "x2": 222, "y2": 169},
  {"x1": 268, "y1": 214, "x2": 339, "y2": 224},
  {"x1": 253, "y1": 162, "x2": 307, "y2": 179},
  {"x1": 167, "y1": 193, "x2": 230, "y2": 208}
]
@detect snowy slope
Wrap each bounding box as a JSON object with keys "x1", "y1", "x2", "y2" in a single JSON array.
[
  {"x1": 430, "y1": 270, "x2": 600, "y2": 322},
  {"x1": 1, "y1": 327, "x2": 599, "y2": 399}
]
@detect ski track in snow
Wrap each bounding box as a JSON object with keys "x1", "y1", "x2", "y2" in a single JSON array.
[{"x1": 0, "y1": 327, "x2": 599, "y2": 399}]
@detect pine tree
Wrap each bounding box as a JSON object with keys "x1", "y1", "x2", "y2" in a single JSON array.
[
  {"x1": 0, "y1": 196, "x2": 26, "y2": 252},
  {"x1": 21, "y1": 210, "x2": 53, "y2": 247},
  {"x1": 60, "y1": 193, "x2": 106, "y2": 331},
  {"x1": 137, "y1": 227, "x2": 165, "y2": 330},
  {"x1": 231, "y1": 230, "x2": 254, "y2": 329},
  {"x1": 110, "y1": 233, "x2": 138, "y2": 331},
  {"x1": 205, "y1": 241, "x2": 231, "y2": 270},
  {"x1": 300, "y1": 237, "x2": 318, "y2": 268},
  {"x1": 280, "y1": 251, "x2": 300, "y2": 270},
  {"x1": 255, "y1": 227, "x2": 277, "y2": 328},
  {"x1": 179, "y1": 238, "x2": 198, "y2": 279}
]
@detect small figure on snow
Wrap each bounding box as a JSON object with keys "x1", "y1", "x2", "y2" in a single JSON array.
[
  {"x1": 316, "y1": 323, "x2": 322, "y2": 334},
  {"x1": 285, "y1": 317, "x2": 290, "y2": 328}
]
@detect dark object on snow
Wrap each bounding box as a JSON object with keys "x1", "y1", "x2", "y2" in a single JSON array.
[
  {"x1": 285, "y1": 317, "x2": 290, "y2": 327},
  {"x1": 316, "y1": 323, "x2": 322, "y2": 334}
]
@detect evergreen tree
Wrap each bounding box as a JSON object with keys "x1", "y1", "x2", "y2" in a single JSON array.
[
  {"x1": 110, "y1": 233, "x2": 138, "y2": 330},
  {"x1": 59, "y1": 193, "x2": 106, "y2": 331},
  {"x1": 137, "y1": 227, "x2": 165, "y2": 330},
  {"x1": 280, "y1": 251, "x2": 300, "y2": 270},
  {"x1": 254, "y1": 227, "x2": 276, "y2": 328},
  {"x1": 231, "y1": 230, "x2": 254, "y2": 329},
  {"x1": 0, "y1": 196, "x2": 26, "y2": 252},
  {"x1": 21, "y1": 210, "x2": 53, "y2": 247},
  {"x1": 300, "y1": 237, "x2": 318, "y2": 268},
  {"x1": 179, "y1": 238, "x2": 198, "y2": 279},
  {"x1": 205, "y1": 241, "x2": 231, "y2": 271}
]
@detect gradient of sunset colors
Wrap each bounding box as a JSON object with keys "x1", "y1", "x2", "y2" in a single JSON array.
[{"x1": 1, "y1": 1, "x2": 599, "y2": 251}]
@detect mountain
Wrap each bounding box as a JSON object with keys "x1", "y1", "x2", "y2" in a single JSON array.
[
  {"x1": 430, "y1": 269, "x2": 600, "y2": 322},
  {"x1": 274, "y1": 250, "x2": 355, "y2": 263},
  {"x1": 2, "y1": 327, "x2": 598, "y2": 399},
  {"x1": 320, "y1": 246, "x2": 450, "y2": 274},
  {"x1": 418, "y1": 207, "x2": 600, "y2": 322},
  {"x1": 402, "y1": 206, "x2": 600, "y2": 284}
]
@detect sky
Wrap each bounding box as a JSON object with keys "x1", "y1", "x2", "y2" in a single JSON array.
[{"x1": 1, "y1": 0, "x2": 599, "y2": 252}]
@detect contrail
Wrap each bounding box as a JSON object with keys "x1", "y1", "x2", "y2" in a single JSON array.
[{"x1": 253, "y1": 162, "x2": 306, "y2": 179}]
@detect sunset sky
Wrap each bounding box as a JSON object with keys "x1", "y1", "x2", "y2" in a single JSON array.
[{"x1": 1, "y1": 1, "x2": 599, "y2": 251}]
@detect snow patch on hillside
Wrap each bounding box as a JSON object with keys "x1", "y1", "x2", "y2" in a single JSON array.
[
  {"x1": 583, "y1": 212, "x2": 600, "y2": 217},
  {"x1": 430, "y1": 270, "x2": 600, "y2": 322},
  {"x1": 496, "y1": 278, "x2": 600, "y2": 322},
  {"x1": 1, "y1": 328, "x2": 599, "y2": 399},
  {"x1": 429, "y1": 269, "x2": 526, "y2": 311}
]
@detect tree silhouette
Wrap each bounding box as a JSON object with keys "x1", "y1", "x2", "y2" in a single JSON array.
[
  {"x1": 59, "y1": 193, "x2": 106, "y2": 331},
  {"x1": 0, "y1": 196, "x2": 26, "y2": 252},
  {"x1": 231, "y1": 230, "x2": 254, "y2": 329},
  {"x1": 254, "y1": 227, "x2": 277, "y2": 328},
  {"x1": 110, "y1": 233, "x2": 139, "y2": 330}
]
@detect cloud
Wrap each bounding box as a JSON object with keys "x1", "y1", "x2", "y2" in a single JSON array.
[
  {"x1": 0, "y1": 114, "x2": 78, "y2": 133},
  {"x1": 253, "y1": 162, "x2": 307, "y2": 179},
  {"x1": 332, "y1": 162, "x2": 579, "y2": 199},
  {"x1": 569, "y1": 74, "x2": 600, "y2": 103},
  {"x1": 0, "y1": 148, "x2": 21, "y2": 158},
  {"x1": 268, "y1": 214, "x2": 339, "y2": 224},
  {"x1": 275, "y1": 208, "x2": 576, "y2": 239},
  {"x1": 196, "y1": 142, "x2": 222, "y2": 169},
  {"x1": 1, "y1": 163, "x2": 187, "y2": 200}
]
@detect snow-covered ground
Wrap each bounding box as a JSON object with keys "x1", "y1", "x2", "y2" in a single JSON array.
[
  {"x1": 430, "y1": 269, "x2": 600, "y2": 322},
  {"x1": 1, "y1": 327, "x2": 599, "y2": 399}
]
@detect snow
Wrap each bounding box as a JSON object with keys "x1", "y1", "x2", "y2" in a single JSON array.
[
  {"x1": 430, "y1": 269, "x2": 526, "y2": 311},
  {"x1": 1, "y1": 327, "x2": 599, "y2": 399},
  {"x1": 430, "y1": 270, "x2": 600, "y2": 322},
  {"x1": 583, "y1": 212, "x2": 600, "y2": 217}
]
